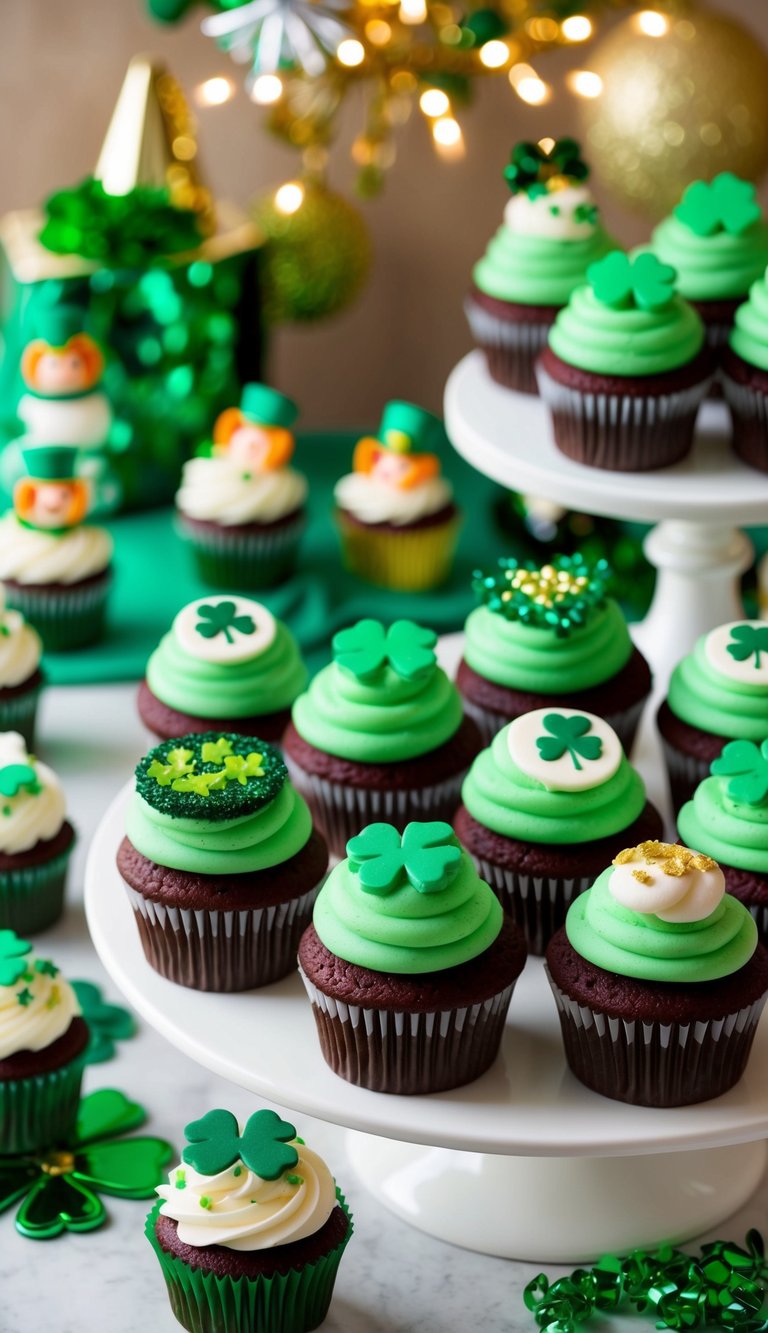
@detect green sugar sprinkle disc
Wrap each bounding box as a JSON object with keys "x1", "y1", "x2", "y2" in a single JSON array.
[
  {"x1": 472, "y1": 554, "x2": 610, "y2": 637},
  {"x1": 135, "y1": 732, "x2": 287, "y2": 821}
]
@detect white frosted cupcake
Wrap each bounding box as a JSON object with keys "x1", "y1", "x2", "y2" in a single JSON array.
[
  {"x1": 0, "y1": 591, "x2": 44, "y2": 748},
  {"x1": 176, "y1": 383, "x2": 307, "y2": 589},
  {"x1": 0, "y1": 731, "x2": 76, "y2": 933}
]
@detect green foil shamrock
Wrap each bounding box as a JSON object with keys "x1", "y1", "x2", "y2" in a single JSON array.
[
  {"x1": 727, "y1": 624, "x2": 768, "y2": 669},
  {"x1": 0, "y1": 1090, "x2": 173, "y2": 1240},
  {"x1": 195, "y1": 601, "x2": 257, "y2": 645},
  {"x1": 332, "y1": 619, "x2": 437, "y2": 681},
  {"x1": 536, "y1": 715, "x2": 603, "y2": 772},
  {"x1": 588, "y1": 251, "x2": 677, "y2": 313},
  {"x1": 675, "y1": 173, "x2": 761, "y2": 238},
  {"x1": 0, "y1": 930, "x2": 32, "y2": 986},
  {"x1": 182, "y1": 1108, "x2": 299, "y2": 1179},
  {"x1": 71, "y1": 981, "x2": 136, "y2": 1065},
  {"x1": 711, "y1": 740, "x2": 768, "y2": 807},
  {"x1": 504, "y1": 138, "x2": 589, "y2": 197},
  {"x1": 347, "y1": 821, "x2": 462, "y2": 895}
]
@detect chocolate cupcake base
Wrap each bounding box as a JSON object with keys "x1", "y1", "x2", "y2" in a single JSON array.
[
  {"x1": 656, "y1": 700, "x2": 728, "y2": 812},
  {"x1": 454, "y1": 801, "x2": 663, "y2": 955},
  {"x1": 117, "y1": 832, "x2": 328, "y2": 991},
  {"x1": 546, "y1": 929, "x2": 768, "y2": 1107},
  {"x1": 465, "y1": 288, "x2": 560, "y2": 394},
  {"x1": 137, "y1": 679, "x2": 292, "y2": 745},
  {"x1": 722, "y1": 348, "x2": 768, "y2": 473}
]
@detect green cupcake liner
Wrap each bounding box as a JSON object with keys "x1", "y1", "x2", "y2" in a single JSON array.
[
  {"x1": 0, "y1": 846, "x2": 75, "y2": 934},
  {"x1": 0, "y1": 682, "x2": 42, "y2": 750},
  {"x1": 177, "y1": 514, "x2": 304, "y2": 591},
  {"x1": 145, "y1": 1191, "x2": 353, "y2": 1333},
  {"x1": 0, "y1": 1051, "x2": 86, "y2": 1155},
  {"x1": 5, "y1": 578, "x2": 110, "y2": 652}
]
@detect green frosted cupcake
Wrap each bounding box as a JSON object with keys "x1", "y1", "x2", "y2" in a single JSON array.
[
  {"x1": 722, "y1": 266, "x2": 768, "y2": 472},
  {"x1": 457, "y1": 554, "x2": 652, "y2": 753},
  {"x1": 138, "y1": 594, "x2": 308, "y2": 744},
  {"x1": 148, "y1": 1106, "x2": 353, "y2": 1333},
  {"x1": 0, "y1": 731, "x2": 76, "y2": 934},
  {"x1": 0, "y1": 929, "x2": 89, "y2": 1153}
]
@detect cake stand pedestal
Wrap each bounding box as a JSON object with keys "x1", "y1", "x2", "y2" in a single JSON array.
[{"x1": 444, "y1": 352, "x2": 768, "y2": 689}]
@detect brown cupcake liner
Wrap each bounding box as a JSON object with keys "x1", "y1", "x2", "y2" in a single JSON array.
[
  {"x1": 546, "y1": 971, "x2": 767, "y2": 1107},
  {"x1": 460, "y1": 692, "x2": 645, "y2": 757},
  {"x1": 464, "y1": 296, "x2": 554, "y2": 394},
  {"x1": 658, "y1": 737, "x2": 712, "y2": 814},
  {"x1": 299, "y1": 966, "x2": 515, "y2": 1094},
  {"x1": 722, "y1": 372, "x2": 768, "y2": 474},
  {"x1": 470, "y1": 857, "x2": 591, "y2": 956},
  {"x1": 123, "y1": 883, "x2": 320, "y2": 992},
  {"x1": 0, "y1": 682, "x2": 42, "y2": 750},
  {"x1": 536, "y1": 361, "x2": 710, "y2": 471}
]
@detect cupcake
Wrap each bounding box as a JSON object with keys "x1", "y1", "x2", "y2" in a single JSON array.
[
  {"x1": 722, "y1": 266, "x2": 768, "y2": 472},
  {"x1": 457, "y1": 554, "x2": 651, "y2": 752},
  {"x1": 0, "y1": 928, "x2": 89, "y2": 1153},
  {"x1": 147, "y1": 1106, "x2": 353, "y2": 1333},
  {"x1": 175, "y1": 382, "x2": 306, "y2": 589},
  {"x1": 466, "y1": 137, "x2": 615, "y2": 393},
  {"x1": 536, "y1": 250, "x2": 713, "y2": 471},
  {"x1": 334, "y1": 401, "x2": 460, "y2": 591},
  {"x1": 657, "y1": 620, "x2": 768, "y2": 811},
  {"x1": 0, "y1": 590, "x2": 44, "y2": 749},
  {"x1": 0, "y1": 731, "x2": 76, "y2": 934},
  {"x1": 545, "y1": 841, "x2": 768, "y2": 1106},
  {"x1": 0, "y1": 445, "x2": 112, "y2": 650},
  {"x1": 138, "y1": 595, "x2": 308, "y2": 744},
  {"x1": 298, "y1": 820, "x2": 527, "y2": 1093},
  {"x1": 679, "y1": 740, "x2": 768, "y2": 943},
  {"x1": 651, "y1": 173, "x2": 768, "y2": 363},
  {"x1": 116, "y1": 732, "x2": 328, "y2": 991},
  {"x1": 283, "y1": 617, "x2": 481, "y2": 858},
  {"x1": 454, "y1": 709, "x2": 663, "y2": 954}
]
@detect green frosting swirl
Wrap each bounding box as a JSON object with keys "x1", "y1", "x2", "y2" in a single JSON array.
[
  {"x1": 146, "y1": 621, "x2": 307, "y2": 719},
  {"x1": 291, "y1": 662, "x2": 463, "y2": 762},
  {"x1": 473, "y1": 226, "x2": 614, "y2": 306},
  {"x1": 463, "y1": 600, "x2": 632, "y2": 692},
  {"x1": 125, "y1": 781, "x2": 312, "y2": 874},
  {"x1": 650, "y1": 216, "x2": 768, "y2": 301},
  {"x1": 566, "y1": 865, "x2": 757, "y2": 982},
  {"x1": 313, "y1": 845, "x2": 503, "y2": 974},
  {"x1": 548, "y1": 285, "x2": 704, "y2": 376},
  {"x1": 667, "y1": 637, "x2": 768, "y2": 740},
  {"x1": 729, "y1": 271, "x2": 768, "y2": 371},
  {"x1": 678, "y1": 776, "x2": 768, "y2": 874},
  {"x1": 462, "y1": 725, "x2": 645, "y2": 845}
]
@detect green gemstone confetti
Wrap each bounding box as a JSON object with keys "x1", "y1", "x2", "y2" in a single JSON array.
[{"x1": 472, "y1": 554, "x2": 610, "y2": 638}]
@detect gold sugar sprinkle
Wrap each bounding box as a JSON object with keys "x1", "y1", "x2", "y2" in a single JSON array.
[
  {"x1": 631, "y1": 870, "x2": 653, "y2": 885},
  {"x1": 613, "y1": 841, "x2": 717, "y2": 875}
]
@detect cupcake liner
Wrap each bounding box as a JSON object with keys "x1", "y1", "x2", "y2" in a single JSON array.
[
  {"x1": 0, "y1": 1054, "x2": 86, "y2": 1154},
  {"x1": 536, "y1": 361, "x2": 710, "y2": 471},
  {"x1": 336, "y1": 511, "x2": 460, "y2": 592},
  {"x1": 722, "y1": 372, "x2": 768, "y2": 473},
  {"x1": 0, "y1": 847, "x2": 74, "y2": 935},
  {"x1": 4, "y1": 577, "x2": 110, "y2": 652},
  {"x1": 145, "y1": 1193, "x2": 353, "y2": 1333},
  {"x1": 464, "y1": 297, "x2": 553, "y2": 394},
  {"x1": 176, "y1": 513, "x2": 304, "y2": 590},
  {"x1": 747, "y1": 903, "x2": 768, "y2": 946},
  {"x1": 123, "y1": 882, "x2": 321, "y2": 991},
  {"x1": 0, "y1": 683, "x2": 42, "y2": 750},
  {"x1": 284, "y1": 761, "x2": 468, "y2": 860},
  {"x1": 546, "y1": 970, "x2": 767, "y2": 1107},
  {"x1": 461, "y1": 692, "x2": 645, "y2": 757},
  {"x1": 658, "y1": 737, "x2": 711, "y2": 814},
  {"x1": 470, "y1": 855, "x2": 591, "y2": 956},
  {"x1": 299, "y1": 965, "x2": 515, "y2": 1094}
]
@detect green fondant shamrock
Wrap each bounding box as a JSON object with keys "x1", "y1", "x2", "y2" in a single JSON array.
[
  {"x1": 347, "y1": 821, "x2": 462, "y2": 895},
  {"x1": 726, "y1": 624, "x2": 768, "y2": 669},
  {"x1": 675, "y1": 173, "x2": 760, "y2": 238},
  {"x1": 201, "y1": 737, "x2": 234, "y2": 764},
  {"x1": 222, "y1": 752, "x2": 265, "y2": 785},
  {"x1": 182, "y1": 1108, "x2": 299, "y2": 1180},
  {"x1": 35, "y1": 959, "x2": 58, "y2": 978},
  {"x1": 71, "y1": 981, "x2": 136, "y2": 1065},
  {"x1": 711, "y1": 740, "x2": 768, "y2": 807},
  {"x1": 332, "y1": 619, "x2": 437, "y2": 682},
  {"x1": 0, "y1": 931, "x2": 32, "y2": 987},
  {"x1": 536, "y1": 715, "x2": 603, "y2": 772},
  {"x1": 574, "y1": 201, "x2": 598, "y2": 226},
  {"x1": 588, "y1": 251, "x2": 676, "y2": 312},
  {"x1": 0, "y1": 764, "x2": 40, "y2": 799},
  {"x1": 0, "y1": 1089, "x2": 173, "y2": 1240},
  {"x1": 147, "y1": 747, "x2": 196, "y2": 787},
  {"x1": 16, "y1": 987, "x2": 33, "y2": 1008},
  {"x1": 504, "y1": 137, "x2": 589, "y2": 195},
  {"x1": 195, "y1": 601, "x2": 256, "y2": 646}
]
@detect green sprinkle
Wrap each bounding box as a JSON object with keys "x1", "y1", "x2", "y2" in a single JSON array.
[
  {"x1": 199, "y1": 1196, "x2": 213, "y2": 1210},
  {"x1": 35, "y1": 959, "x2": 58, "y2": 977},
  {"x1": 16, "y1": 987, "x2": 33, "y2": 1007},
  {"x1": 175, "y1": 1171, "x2": 186, "y2": 1190},
  {"x1": 286, "y1": 1175, "x2": 303, "y2": 1186},
  {"x1": 233, "y1": 1166, "x2": 242, "y2": 1177},
  {"x1": 294, "y1": 1137, "x2": 305, "y2": 1146},
  {"x1": 2, "y1": 807, "x2": 10, "y2": 817},
  {"x1": 241, "y1": 472, "x2": 252, "y2": 481}
]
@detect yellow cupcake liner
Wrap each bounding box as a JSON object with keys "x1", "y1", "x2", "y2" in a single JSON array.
[{"x1": 336, "y1": 511, "x2": 461, "y2": 592}]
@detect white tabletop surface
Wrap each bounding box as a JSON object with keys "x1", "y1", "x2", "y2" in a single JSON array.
[{"x1": 5, "y1": 681, "x2": 768, "y2": 1333}]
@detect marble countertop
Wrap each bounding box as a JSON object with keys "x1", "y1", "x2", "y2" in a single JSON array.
[{"x1": 3, "y1": 682, "x2": 768, "y2": 1333}]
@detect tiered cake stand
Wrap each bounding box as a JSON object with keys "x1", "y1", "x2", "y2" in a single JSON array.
[{"x1": 85, "y1": 358, "x2": 768, "y2": 1263}]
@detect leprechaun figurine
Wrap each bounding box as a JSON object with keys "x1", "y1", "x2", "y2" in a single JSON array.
[
  {"x1": 13, "y1": 445, "x2": 90, "y2": 532},
  {"x1": 334, "y1": 400, "x2": 461, "y2": 591},
  {"x1": 203, "y1": 382, "x2": 299, "y2": 469}
]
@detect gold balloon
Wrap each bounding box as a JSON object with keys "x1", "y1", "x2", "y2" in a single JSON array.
[{"x1": 578, "y1": 8, "x2": 768, "y2": 219}]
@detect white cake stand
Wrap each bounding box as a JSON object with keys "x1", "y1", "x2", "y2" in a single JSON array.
[{"x1": 445, "y1": 352, "x2": 768, "y2": 690}]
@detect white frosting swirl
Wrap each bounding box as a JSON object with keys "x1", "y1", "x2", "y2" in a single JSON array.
[
  {"x1": 0, "y1": 943, "x2": 80, "y2": 1060},
  {"x1": 0, "y1": 731, "x2": 66, "y2": 854},
  {"x1": 156, "y1": 1141, "x2": 337, "y2": 1251},
  {"x1": 334, "y1": 472, "x2": 453, "y2": 526},
  {"x1": 18, "y1": 392, "x2": 112, "y2": 448},
  {"x1": 609, "y1": 843, "x2": 724, "y2": 923},
  {"x1": 177, "y1": 457, "x2": 307, "y2": 526},
  {"x1": 0, "y1": 513, "x2": 112, "y2": 585},
  {"x1": 504, "y1": 184, "x2": 598, "y2": 240},
  {"x1": 0, "y1": 608, "x2": 42, "y2": 687}
]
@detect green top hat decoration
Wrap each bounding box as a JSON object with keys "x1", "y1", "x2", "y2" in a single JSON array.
[
  {"x1": 31, "y1": 306, "x2": 90, "y2": 350},
  {"x1": 240, "y1": 383, "x2": 298, "y2": 430},
  {"x1": 20, "y1": 445, "x2": 80, "y2": 482},
  {"x1": 378, "y1": 401, "x2": 442, "y2": 455}
]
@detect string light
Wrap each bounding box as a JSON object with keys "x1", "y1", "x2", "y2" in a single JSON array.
[
  {"x1": 567, "y1": 69, "x2": 603, "y2": 98},
  {"x1": 479, "y1": 40, "x2": 509, "y2": 69},
  {"x1": 561, "y1": 15, "x2": 592, "y2": 42},
  {"x1": 399, "y1": 0, "x2": 427, "y2": 24},
  {"x1": 250, "y1": 74, "x2": 283, "y2": 104},
  {"x1": 337, "y1": 39, "x2": 365, "y2": 66},
  {"x1": 365, "y1": 19, "x2": 391, "y2": 45},
  {"x1": 275, "y1": 182, "x2": 305, "y2": 214},
  {"x1": 634, "y1": 10, "x2": 670, "y2": 37},
  {"x1": 432, "y1": 116, "x2": 464, "y2": 159},
  {"x1": 195, "y1": 76, "x2": 234, "y2": 106},
  {"x1": 419, "y1": 88, "x2": 450, "y2": 117},
  {"x1": 510, "y1": 64, "x2": 551, "y2": 104}
]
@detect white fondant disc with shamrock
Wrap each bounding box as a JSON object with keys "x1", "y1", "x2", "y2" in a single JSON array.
[
  {"x1": 705, "y1": 621, "x2": 768, "y2": 688},
  {"x1": 506, "y1": 708, "x2": 622, "y2": 792},
  {"x1": 173, "y1": 596, "x2": 276, "y2": 665}
]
